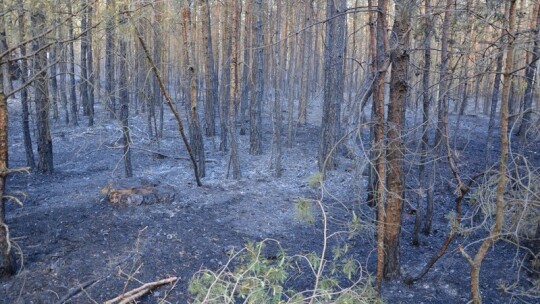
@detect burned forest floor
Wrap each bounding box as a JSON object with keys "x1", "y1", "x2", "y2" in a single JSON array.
[{"x1": 1, "y1": 98, "x2": 540, "y2": 304}]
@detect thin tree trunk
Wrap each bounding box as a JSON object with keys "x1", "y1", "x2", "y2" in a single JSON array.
[
  {"x1": 86, "y1": 3, "x2": 94, "y2": 126},
  {"x1": 118, "y1": 12, "x2": 132, "y2": 178},
  {"x1": 80, "y1": 0, "x2": 89, "y2": 118},
  {"x1": 272, "y1": 0, "x2": 283, "y2": 177},
  {"x1": 374, "y1": 0, "x2": 390, "y2": 290},
  {"x1": 434, "y1": 0, "x2": 453, "y2": 155},
  {"x1": 414, "y1": 0, "x2": 433, "y2": 244},
  {"x1": 133, "y1": 18, "x2": 203, "y2": 187},
  {"x1": 298, "y1": 0, "x2": 313, "y2": 126},
  {"x1": 240, "y1": 1, "x2": 251, "y2": 136},
  {"x1": 318, "y1": 0, "x2": 346, "y2": 172},
  {"x1": 250, "y1": 0, "x2": 263, "y2": 155},
  {"x1": 67, "y1": 0, "x2": 78, "y2": 126},
  {"x1": 105, "y1": 0, "x2": 117, "y2": 118},
  {"x1": 228, "y1": 0, "x2": 241, "y2": 179},
  {"x1": 154, "y1": 0, "x2": 164, "y2": 138},
  {"x1": 200, "y1": 0, "x2": 218, "y2": 137},
  {"x1": 58, "y1": 20, "x2": 70, "y2": 125},
  {"x1": 486, "y1": 4, "x2": 506, "y2": 165},
  {"x1": 384, "y1": 0, "x2": 410, "y2": 279},
  {"x1": 32, "y1": 8, "x2": 53, "y2": 174},
  {"x1": 517, "y1": 2, "x2": 540, "y2": 145},
  {"x1": 0, "y1": 11, "x2": 17, "y2": 277},
  {"x1": 182, "y1": 4, "x2": 206, "y2": 178},
  {"x1": 15, "y1": 0, "x2": 35, "y2": 169},
  {"x1": 219, "y1": 3, "x2": 230, "y2": 152}
]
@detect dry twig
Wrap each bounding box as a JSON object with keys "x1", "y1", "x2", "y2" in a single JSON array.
[{"x1": 105, "y1": 276, "x2": 177, "y2": 304}]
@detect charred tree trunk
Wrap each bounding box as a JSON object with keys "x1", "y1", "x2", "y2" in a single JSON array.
[
  {"x1": 201, "y1": 0, "x2": 218, "y2": 137},
  {"x1": 15, "y1": 0, "x2": 35, "y2": 169},
  {"x1": 298, "y1": 0, "x2": 314, "y2": 126},
  {"x1": 272, "y1": 0, "x2": 283, "y2": 177},
  {"x1": 434, "y1": 0, "x2": 453, "y2": 155},
  {"x1": 239, "y1": 1, "x2": 251, "y2": 136},
  {"x1": 384, "y1": 0, "x2": 411, "y2": 279},
  {"x1": 153, "y1": 0, "x2": 164, "y2": 137},
  {"x1": 118, "y1": 11, "x2": 132, "y2": 178},
  {"x1": 86, "y1": 3, "x2": 95, "y2": 126},
  {"x1": 182, "y1": 4, "x2": 206, "y2": 178},
  {"x1": 105, "y1": 0, "x2": 117, "y2": 118},
  {"x1": 416, "y1": 0, "x2": 435, "y2": 241},
  {"x1": 517, "y1": 2, "x2": 540, "y2": 145},
  {"x1": 80, "y1": 0, "x2": 89, "y2": 118},
  {"x1": 318, "y1": 0, "x2": 346, "y2": 172},
  {"x1": 250, "y1": 0, "x2": 263, "y2": 155},
  {"x1": 228, "y1": 0, "x2": 241, "y2": 179},
  {"x1": 67, "y1": 0, "x2": 78, "y2": 126},
  {"x1": 32, "y1": 9, "x2": 53, "y2": 174},
  {"x1": 219, "y1": 3, "x2": 230, "y2": 152}
]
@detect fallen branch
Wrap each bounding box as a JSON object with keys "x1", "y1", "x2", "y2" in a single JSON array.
[
  {"x1": 56, "y1": 278, "x2": 98, "y2": 304},
  {"x1": 105, "y1": 276, "x2": 178, "y2": 304}
]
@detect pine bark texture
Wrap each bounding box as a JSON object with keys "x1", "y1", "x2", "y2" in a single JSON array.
[
  {"x1": 318, "y1": 0, "x2": 346, "y2": 172},
  {"x1": 383, "y1": 0, "x2": 410, "y2": 279},
  {"x1": 32, "y1": 8, "x2": 54, "y2": 174}
]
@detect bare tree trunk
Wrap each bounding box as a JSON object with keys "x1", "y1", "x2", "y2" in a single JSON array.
[
  {"x1": 86, "y1": 3, "x2": 95, "y2": 126},
  {"x1": 250, "y1": 0, "x2": 263, "y2": 155},
  {"x1": 371, "y1": 0, "x2": 389, "y2": 290},
  {"x1": 384, "y1": 0, "x2": 411, "y2": 279},
  {"x1": 286, "y1": 4, "x2": 300, "y2": 148},
  {"x1": 182, "y1": 4, "x2": 206, "y2": 178},
  {"x1": 0, "y1": 12, "x2": 17, "y2": 277},
  {"x1": 434, "y1": 0, "x2": 453, "y2": 155},
  {"x1": 414, "y1": 0, "x2": 433, "y2": 244},
  {"x1": 219, "y1": 3, "x2": 230, "y2": 152},
  {"x1": 517, "y1": 2, "x2": 540, "y2": 145},
  {"x1": 272, "y1": 0, "x2": 283, "y2": 177},
  {"x1": 318, "y1": 0, "x2": 346, "y2": 172},
  {"x1": 298, "y1": 0, "x2": 313, "y2": 126},
  {"x1": 32, "y1": 8, "x2": 53, "y2": 174},
  {"x1": 200, "y1": 0, "x2": 218, "y2": 137},
  {"x1": 15, "y1": 0, "x2": 35, "y2": 169},
  {"x1": 105, "y1": 0, "x2": 117, "y2": 118},
  {"x1": 80, "y1": 0, "x2": 89, "y2": 117},
  {"x1": 239, "y1": 0, "x2": 251, "y2": 136},
  {"x1": 228, "y1": 0, "x2": 241, "y2": 179},
  {"x1": 67, "y1": 0, "x2": 78, "y2": 126},
  {"x1": 154, "y1": 0, "x2": 164, "y2": 137},
  {"x1": 49, "y1": 22, "x2": 60, "y2": 122},
  {"x1": 486, "y1": 2, "x2": 507, "y2": 165},
  {"x1": 57, "y1": 16, "x2": 70, "y2": 125},
  {"x1": 118, "y1": 12, "x2": 132, "y2": 178}
]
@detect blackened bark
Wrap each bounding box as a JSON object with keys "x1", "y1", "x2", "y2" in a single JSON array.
[
  {"x1": 86, "y1": 3, "x2": 95, "y2": 126},
  {"x1": 318, "y1": 0, "x2": 346, "y2": 172},
  {"x1": 67, "y1": 0, "x2": 78, "y2": 126},
  {"x1": 32, "y1": 9, "x2": 53, "y2": 174},
  {"x1": 118, "y1": 15, "x2": 132, "y2": 178},
  {"x1": 15, "y1": 0, "x2": 35, "y2": 169},
  {"x1": 105, "y1": 0, "x2": 117, "y2": 118},
  {"x1": 272, "y1": 0, "x2": 283, "y2": 177},
  {"x1": 250, "y1": 0, "x2": 263, "y2": 155},
  {"x1": 201, "y1": 0, "x2": 218, "y2": 137},
  {"x1": 228, "y1": 0, "x2": 241, "y2": 179},
  {"x1": 517, "y1": 3, "x2": 540, "y2": 145}
]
